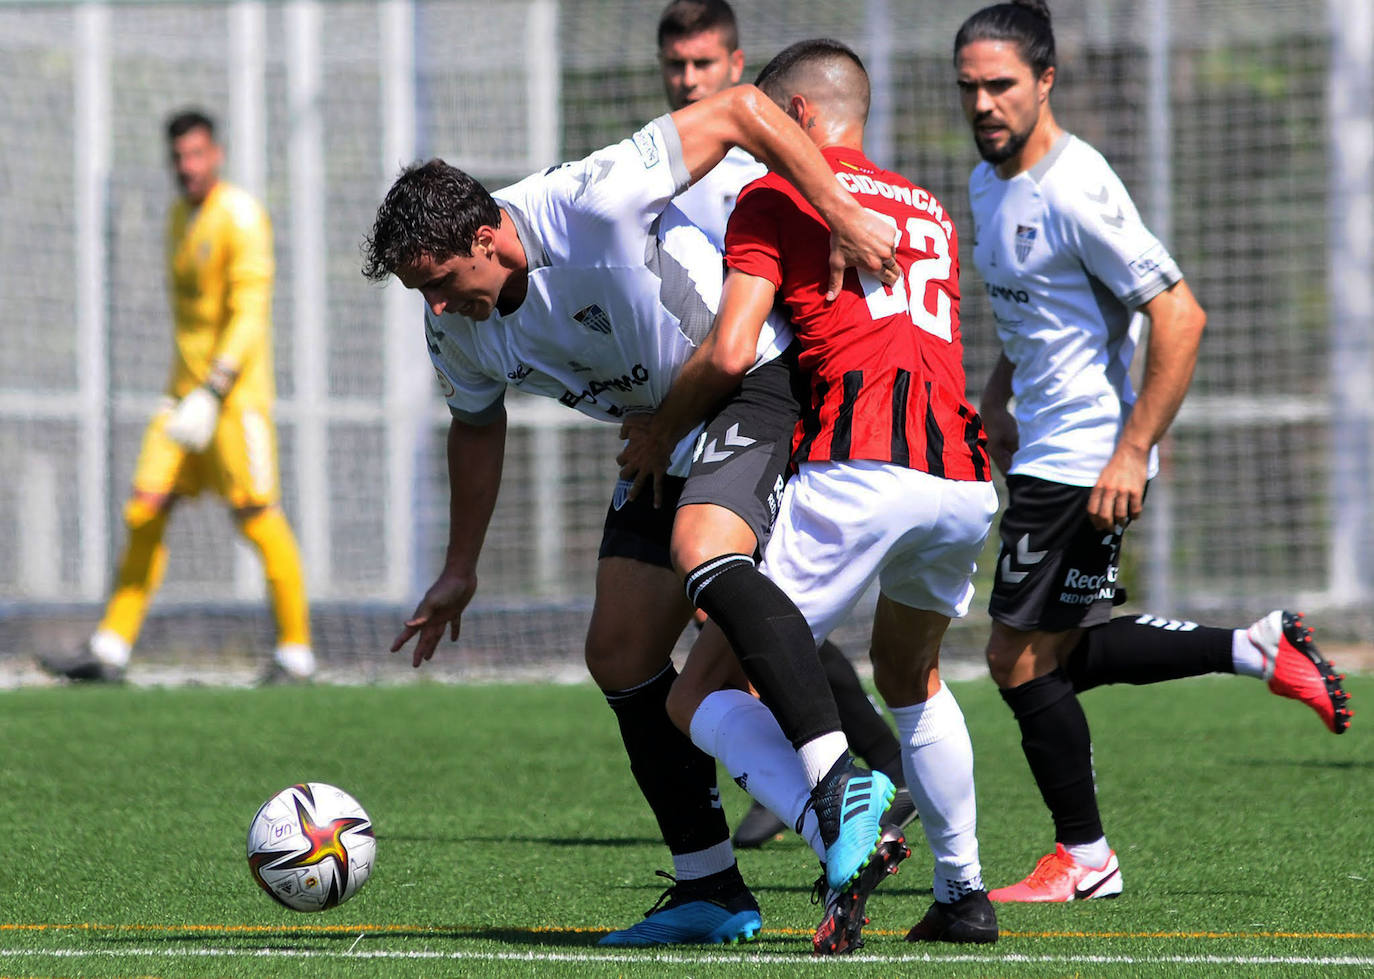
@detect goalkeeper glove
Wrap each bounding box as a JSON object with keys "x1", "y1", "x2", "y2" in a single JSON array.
[
  {"x1": 165, "y1": 360, "x2": 235, "y2": 451},
  {"x1": 164, "y1": 387, "x2": 221, "y2": 451}
]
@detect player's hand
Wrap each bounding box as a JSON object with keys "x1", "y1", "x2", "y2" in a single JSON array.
[
  {"x1": 979, "y1": 402, "x2": 1019, "y2": 476},
  {"x1": 391, "y1": 569, "x2": 478, "y2": 668},
  {"x1": 617, "y1": 413, "x2": 673, "y2": 509},
  {"x1": 1087, "y1": 443, "x2": 1149, "y2": 530},
  {"x1": 164, "y1": 386, "x2": 222, "y2": 451},
  {"x1": 827, "y1": 204, "x2": 899, "y2": 301}
]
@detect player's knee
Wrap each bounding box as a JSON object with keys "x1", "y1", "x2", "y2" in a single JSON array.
[
  {"x1": 584, "y1": 627, "x2": 664, "y2": 691},
  {"x1": 984, "y1": 633, "x2": 1024, "y2": 688},
  {"x1": 664, "y1": 674, "x2": 705, "y2": 736},
  {"x1": 123, "y1": 493, "x2": 170, "y2": 531}
]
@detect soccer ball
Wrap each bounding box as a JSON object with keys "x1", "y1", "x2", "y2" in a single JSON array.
[{"x1": 247, "y1": 782, "x2": 376, "y2": 912}]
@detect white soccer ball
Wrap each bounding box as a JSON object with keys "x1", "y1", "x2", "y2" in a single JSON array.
[{"x1": 247, "y1": 782, "x2": 376, "y2": 912}]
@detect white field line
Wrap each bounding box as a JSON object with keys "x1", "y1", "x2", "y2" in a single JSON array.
[{"x1": 2, "y1": 947, "x2": 1374, "y2": 968}]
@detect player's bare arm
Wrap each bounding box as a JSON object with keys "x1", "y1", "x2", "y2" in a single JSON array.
[
  {"x1": 617, "y1": 270, "x2": 776, "y2": 506},
  {"x1": 979, "y1": 352, "x2": 1019, "y2": 476},
  {"x1": 392, "y1": 411, "x2": 507, "y2": 666},
  {"x1": 1087, "y1": 279, "x2": 1206, "y2": 529},
  {"x1": 671, "y1": 84, "x2": 897, "y2": 298}
]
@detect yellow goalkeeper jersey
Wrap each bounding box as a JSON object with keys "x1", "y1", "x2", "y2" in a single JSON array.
[{"x1": 166, "y1": 181, "x2": 275, "y2": 410}]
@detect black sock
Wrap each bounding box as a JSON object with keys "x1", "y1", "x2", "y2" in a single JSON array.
[
  {"x1": 1066, "y1": 614, "x2": 1236, "y2": 693},
  {"x1": 604, "y1": 663, "x2": 730, "y2": 856},
  {"x1": 1000, "y1": 669, "x2": 1103, "y2": 846},
  {"x1": 685, "y1": 554, "x2": 840, "y2": 748},
  {"x1": 818, "y1": 640, "x2": 904, "y2": 783}
]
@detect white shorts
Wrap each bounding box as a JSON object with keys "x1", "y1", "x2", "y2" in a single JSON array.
[{"x1": 759, "y1": 460, "x2": 999, "y2": 643}]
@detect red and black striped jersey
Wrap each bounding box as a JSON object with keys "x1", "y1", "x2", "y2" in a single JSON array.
[{"x1": 725, "y1": 146, "x2": 989, "y2": 482}]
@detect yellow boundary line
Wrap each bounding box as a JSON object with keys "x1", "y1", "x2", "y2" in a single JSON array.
[{"x1": 4, "y1": 923, "x2": 1372, "y2": 940}]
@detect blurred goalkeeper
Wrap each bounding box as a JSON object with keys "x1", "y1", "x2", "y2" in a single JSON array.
[{"x1": 40, "y1": 109, "x2": 314, "y2": 685}]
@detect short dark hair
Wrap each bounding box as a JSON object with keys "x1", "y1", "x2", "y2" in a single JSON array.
[
  {"x1": 953, "y1": 1, "x2": 1056, "y2": 77},
  {"x1": 166, "y1": 108, "x2": 216, "y2": 143},
  {"x1": 361, "y1": 159, "x2": 501, "y2": 282},
  {"x1": 754, "y1": 38, "x2": 867, "y2": 98},
  {"x1": 657, "y1": 0, "x2": 738, "y2": 51}
]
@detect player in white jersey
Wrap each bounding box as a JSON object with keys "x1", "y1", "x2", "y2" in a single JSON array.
[
  {"x1": 656, "y1": 0, "x2": 917, "y2": 852},
  {"x1": 955, "y1": 0, "x2": 1351, "y2": 905},
  {"x1": 363, "y1": 83, "x2": 899, "y2": 945}
]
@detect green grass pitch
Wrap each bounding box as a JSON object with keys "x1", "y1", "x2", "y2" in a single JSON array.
[{"x1": 0, "y1": 673, "x2": 1369, "y2": 977}]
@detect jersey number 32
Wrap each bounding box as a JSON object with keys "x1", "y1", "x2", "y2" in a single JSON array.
[{"x1": 857, "y1": 211, "x2": 953, "y2": 341}]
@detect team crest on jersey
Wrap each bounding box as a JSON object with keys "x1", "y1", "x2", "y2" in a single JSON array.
[
  {"x1": 573, "y1": 303, "x2": 613, "y2": 335},
  {"x1": 1014, "y1": 224, "x2": 1037, "y2": 263}
]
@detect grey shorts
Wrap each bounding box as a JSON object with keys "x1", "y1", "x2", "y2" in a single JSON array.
[
  {"x1": 598, "y1": 346, "x2": 801, "y2": 569},
  {"x1": 987, "y1": 474, "x2": 1135, "y2": 631}
]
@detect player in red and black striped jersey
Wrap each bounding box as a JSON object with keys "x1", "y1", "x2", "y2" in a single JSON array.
[
  {"x1": 727, "y1": 144, "x2": 987, "y2": 482},
  {"x1": 620, "y1": 39, "x2": 1000, "y2": 951}
]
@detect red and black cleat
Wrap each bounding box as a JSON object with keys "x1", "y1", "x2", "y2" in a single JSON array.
[
  {"x1": 812, "y1": 827, "x2": 910, "y2": 956},
  {"x1": 1257, "y1": 611, "x2": 1353, "y2": 734}
]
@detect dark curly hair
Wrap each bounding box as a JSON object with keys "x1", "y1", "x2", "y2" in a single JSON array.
[
  {"x1": 953, "y1": 1, "x2": 1056, "y2": 78},
  {"x1": 361, "y1": 159, "x2": 501, "y2": 282}
]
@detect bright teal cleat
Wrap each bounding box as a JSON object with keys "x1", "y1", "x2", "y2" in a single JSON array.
[
  {"x1": 598, "y1": 871, "x2": 762, "y2": 947},
  {"x1": 814, "y1": 759, "x2": 896, "y2": 892}
]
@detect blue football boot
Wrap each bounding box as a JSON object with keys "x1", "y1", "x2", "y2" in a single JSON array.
[
  {"x1": 598, "y1": 869, "x2": 762, "y2": 947},
  {"x1": 811, "y1": 756, "x2": 896, "y2": 892}
]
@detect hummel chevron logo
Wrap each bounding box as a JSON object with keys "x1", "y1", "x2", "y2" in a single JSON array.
[
  {"x1": 1086, "y1": 186, "x2": 1125, "y2": 228},
  {"x1": 696, "y1": 423, "x2": 756, "y2": 464},
  {"x1": 1000, "y1": 534, "x2": 1047, "y2": 584}
]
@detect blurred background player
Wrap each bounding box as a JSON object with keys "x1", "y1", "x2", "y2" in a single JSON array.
[
  {"x1": 953, "y1": 0, "x2": 1352, "y2": 903},
  {"x1": 658, "y1": 0, "x2": 916, "y2": 851},
  {"x1": 40, "y1": 109, "x2": 314, "y2": 685}
]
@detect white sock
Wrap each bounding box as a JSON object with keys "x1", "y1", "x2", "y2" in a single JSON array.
[
  {"x1": 274, "y1": 643, "x2": 316, "y2": 677},
  {"x1": 690, "y1": 689, "x2": 825, "y2": 860},
  {"x1": 1231, "y1": 628, "x2": 1265, "y2": 678},
  {"x1": 90, "y1": 629, "x2": 131, "y2": 668},
  {"x1": 671, "y1": 838, "x2": 736, "y2": 882},
  {"x1": 796, "y1": 731, "x2": 849, "y2": 788},
  {"x1": 889, "y1": 683, "x2": 982, "y2": 899},
  {"x1": 1065, "y1": 836, "x2": 1113, "y2": 869}
]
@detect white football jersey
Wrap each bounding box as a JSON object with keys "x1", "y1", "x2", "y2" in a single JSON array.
[
  {"x1": 969, "y1": 133, "x2": 1182, "y2": 486},
  {"x1": 669, "y1": 146, "x2": 765, "y2": 251},
  {"x1": 425, "y1": 115, "x2": 792, "y2": 476}
]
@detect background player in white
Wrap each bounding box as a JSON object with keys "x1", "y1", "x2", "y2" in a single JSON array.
[
  {"x1": 621, "y1": 39, "x2": 1001, "y2": 953},
  {"x1": 954, "y1": 0, "x2": 1352, "y2": 904},
  {"x1": 656, "y1": 0, "x2": 917, "y2": 851},
  {"x1": 362, "y1": 84, "x2": 898, "y2": 945}
]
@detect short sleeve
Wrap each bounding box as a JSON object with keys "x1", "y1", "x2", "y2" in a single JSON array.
[
  {"x1": 723, "y1": 181, "x2": 787, "y2": 289},
  {"x1": 424, "y1": 316, "x2": 506, "y2": 424},
  {"x1": 1054, "y1": 163, "x2": 1181, "y2": 309}
]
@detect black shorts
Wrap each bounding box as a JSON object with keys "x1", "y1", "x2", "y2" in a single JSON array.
[
  {"x1": 987, "y1": 474, "x2": 1137, "y2": 632},
  {"x1": 598, "y1": 345, "x2": 802, "y2": 570}
]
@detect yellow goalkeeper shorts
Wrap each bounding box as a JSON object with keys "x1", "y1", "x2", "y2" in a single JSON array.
[{"x1": 132, "y1": 401, "x2": 281, "y2": 509}]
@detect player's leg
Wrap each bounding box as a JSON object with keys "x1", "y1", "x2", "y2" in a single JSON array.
[
  {"x1": 215, "y1": 407, "x2": 314, "y2": 681},
  {"x1": 668, "y1": 621, "x2": 828, "y2": 862},
  {"x1": 1065, "y1": 611, "x2": 1351, "y2": 734},
  {"x1": 41, "y1": 409, "x2": 186, "y2": 682},
  {"x1": 590, "y1": 480, "x2": 759, "y2": 947},
  {"x1": 672, "y1": 356, "x2": 892, "y2": 889},
  {"x1": 984, "y1": 476, "x2": 1123, "y2": 902},
  {"x1": 859, "y1": 468, "x2": 997, "y2": 945}
]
